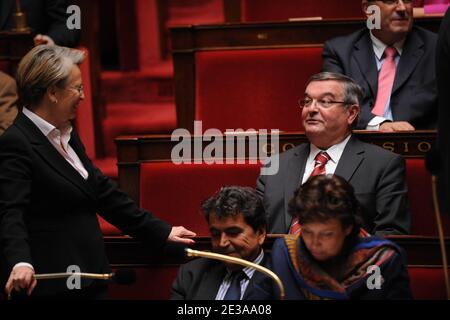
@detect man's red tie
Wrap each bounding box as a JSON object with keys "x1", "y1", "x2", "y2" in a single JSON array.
[
  {"x1": 371, "y1": 47, "x2": 398, "y2": 117},
  {"x1": 289, "y1": 151, "x2": 330, "y2": 234}
]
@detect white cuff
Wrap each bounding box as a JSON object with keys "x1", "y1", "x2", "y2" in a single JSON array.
[
  {"x1": 366, "y1": 116, "x2": 388, "y2": 131},
  {"x1": 13, "y1": 262, "x2": 34, "y2": 271}
]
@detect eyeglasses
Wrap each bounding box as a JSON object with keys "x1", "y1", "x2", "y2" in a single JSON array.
[
  {"x1": 376, "y1": 0, "x2": 413, "y2": 5},
  {"x1": 298, "y1": 98, "x2": 347, "y2": 109},
  {"x1": 67, "y1": 84, "x2": 84, "y2": 95}
]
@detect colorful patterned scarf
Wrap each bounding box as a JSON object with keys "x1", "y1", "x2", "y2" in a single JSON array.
[{"x1": 283, "y1": 232, "x2": 397, "y2": 300}]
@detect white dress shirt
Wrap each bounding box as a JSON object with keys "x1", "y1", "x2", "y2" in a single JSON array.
[
  {"x1": 215, "y1": 250, "x2": 264, "y2": 300},
  {"x1": 366, "y1": 32, "x2": 405, "y2": 131},
  {"x1": 22, "y1": 107, "x2": 88, "y2": 180},
  {"x1": 301, "y1": 134, "x2": 352, "y2": 184}
]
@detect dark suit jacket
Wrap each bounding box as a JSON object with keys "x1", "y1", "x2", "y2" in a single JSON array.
[
  {"x1": 0, "y1": 0, "x2": 80, "y2": 47},
  {"x1": 322, "y1": 26, "x2": 438, "y2": 129},
  {"x1": 256, "y1": 135, "x2": 411, "y2": 235},
  {"x1": 170, "y1": 254, "x2": 271, "y2": 300},
  {"x1": 436, "y1": 8, "x2": 450, "y2": 214},
  {"x1": 0, "y1": 113, "x2": 172, "y2": 296}
]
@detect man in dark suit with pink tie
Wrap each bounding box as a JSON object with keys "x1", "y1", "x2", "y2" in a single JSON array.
[{"x1": 322, "y1": 0, "x2": 438, "y2": 131}]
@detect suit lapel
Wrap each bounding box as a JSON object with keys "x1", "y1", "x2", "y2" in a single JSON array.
[
  {"x1": 0, "y1": 0, "x2": 15, "y2": 29},
  {"x1": 353, "y1": 31, "x2": 379, "y2": 98},
  {"x1": 392, "y1": 29, "x2": 424, "y2": 94},
  {"x1": 334, "y1": 136, "x2": 365, "y2": 181},
  {"x1": 284, "y1": 144, "x2": 309, "y2": 231},
  {"x1": 15, "y1": 113, "x2": 97, "y2": 202},
  {"x1": 197, "y1": 264, "x2": 226, "y2": 299}
]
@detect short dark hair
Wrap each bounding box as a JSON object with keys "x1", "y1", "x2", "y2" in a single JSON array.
[
  {"x1": 307, "y1": 72, "x2": 363, "y2": 107},
  {"x1": 202, "y1": 186, "x2": 267, "y2": 232},
  {"x1": 289, "y1": 175, "x2": 361, "y2": 238}
]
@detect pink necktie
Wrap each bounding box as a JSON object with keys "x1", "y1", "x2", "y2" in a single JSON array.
[
  {"x1": 372, "y1": 47, "x2": 398, "y2": 117},
  {"x1": 289, "y1": 152, "x2": 330, "y2": 235}
]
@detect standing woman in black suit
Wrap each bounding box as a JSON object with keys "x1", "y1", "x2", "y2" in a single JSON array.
[{"x1": 0, "y1": 45, "x2": 196, "y2": 299}]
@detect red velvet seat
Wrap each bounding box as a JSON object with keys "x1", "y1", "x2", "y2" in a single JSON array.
[
  {"x1": 102, "y1": 102, "x2": 176, "y2": 157},
  {"x1": 139, "y1": 162, "x2": 262, "y2": 236},
  {"x1": 405, "y1": 159, "x2": 450, "y2": 236},
  {"x1": 135, "y1": 158, "x2": 447, "y2": 237},
  {"x1": 109, "y1": 266, "x2": 179, "y2": 299},
  {"x1": 195, "y1": 47, "x2": 323, "y2": 132},
  {"x1": 409, "y1": 267, "x2": 450, "y2": 299},
  {"x1": 97, "y1": 214, "x2": 122, "y2": 236}
]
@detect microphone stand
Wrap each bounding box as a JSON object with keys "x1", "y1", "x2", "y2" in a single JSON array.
[
  {"x1": 186, "y1": 248, "x2": 285, "y2": 300},
  {"x1": 7, "y1": 271, "x2": 130, "y2": 300}
]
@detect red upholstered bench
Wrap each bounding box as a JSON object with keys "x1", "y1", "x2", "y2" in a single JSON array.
[
  {"x1": 109, "y1": 266, "x2": 179, "y2": 300},
  {"x1": 97, "y1": 162, "x2": 261, "y2": 237},
  {"x1": 103, "y1": 157, "x2": 449, "y2": 237},
  {"x1": 100, "y1": 152, "x2": 450, "y2": 238},
  {"x1": 405, "y1": 159, "x2": 450, "y2": 236},
  {"x1": 139, "y1": 162, "x2": 262, "y2": 236},
  {"x1": 195, "y1": 47, "x2": 323, "y2": 132},
  {"x1": 409, "y1": 267, "x2": 450, "y2": 300},
  {"x1": 102, "y1": 102, "x2": 176, "y2": 157}
]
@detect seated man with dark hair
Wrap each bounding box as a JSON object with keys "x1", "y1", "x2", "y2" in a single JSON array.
[
  {"x1": 170, "y1": 186, "x2": 270, "y2": 300},
  {"x1": 258, "y1": 174, "x2": 412, "y2": 300}
]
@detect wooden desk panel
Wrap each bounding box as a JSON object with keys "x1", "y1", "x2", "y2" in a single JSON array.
[
  {"x1": 105, "y1": 235, "x2": 450, "y2": 268},
  {"x1": 170, "y1": 18, "x2": 441, "y2": 51}
]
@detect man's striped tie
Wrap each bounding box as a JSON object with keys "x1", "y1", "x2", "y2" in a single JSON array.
[{"x1": 289, "y1": 151, "x2": 330, "y2": 234}]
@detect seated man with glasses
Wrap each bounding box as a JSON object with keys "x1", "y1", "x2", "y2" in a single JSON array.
[
  {"x1": 322, "y1": 0, "x2": 438, "y2": 131},
  {"x1": 256, "y1": 72, "x2": 411, "y2": 236}
]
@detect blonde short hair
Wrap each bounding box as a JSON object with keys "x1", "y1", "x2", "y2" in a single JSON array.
[{"x1": 16, "y1": 45, "x2": 85, "y2": 107}]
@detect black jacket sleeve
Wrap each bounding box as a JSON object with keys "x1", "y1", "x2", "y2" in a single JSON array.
[{"x1": 44, "y1": 0, "x2": 81, "y2": 47}]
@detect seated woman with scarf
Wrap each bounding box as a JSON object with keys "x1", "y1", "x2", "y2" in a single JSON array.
[{"x1": 260, "y1": 174, "x2": 412, "y2": 300}]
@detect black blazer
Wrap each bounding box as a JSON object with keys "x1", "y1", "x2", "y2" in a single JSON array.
[
  {"x1": 0, "y1": 0, "x2": 80, "y2": 47},
  {"x1": 256, "y1": 136, "x2": 411, "y2": 236},
  {"x1": 170, "y1": 254, "x2": 271, "y2": 300},
  {"x1": 0, "y1": 113, "x2": 172, "y2": 296},
  {"x1": 322, "y1": 26, "x2": 438, "y2": 129}
]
